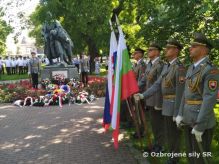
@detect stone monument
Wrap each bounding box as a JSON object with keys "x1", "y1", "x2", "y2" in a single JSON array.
[{"x1": 41, "y1": 16, "x2": 79, "y2": 80}]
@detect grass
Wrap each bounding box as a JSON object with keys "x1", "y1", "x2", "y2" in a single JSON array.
[
  {"x1": 0, "y1": 66, "x2": 107, "y2": 82},
  {"x1": 0, "y1": 74, "x2": 29, "y2": 81},
  {"x1": 91, "y1": 66, "x2": 107, "y2": 77}
]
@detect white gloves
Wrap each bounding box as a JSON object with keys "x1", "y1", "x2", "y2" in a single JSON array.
[
  {"x1": 191, "y1": 128, "x2": 203, "y2": 142},
  {"x1": 176, "y1": 115, "x2": 183, "y2": 127},
  {"x1": 133, "y1": 93, "x2": 144, "y2": 101}
]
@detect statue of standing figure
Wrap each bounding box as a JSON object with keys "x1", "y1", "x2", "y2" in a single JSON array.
[{"x1": 42, "y1": 19, "x2": 74, "y2": 66}]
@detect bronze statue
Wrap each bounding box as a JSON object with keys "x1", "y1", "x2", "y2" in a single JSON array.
[{"x1": 42, "y1": 18, "x2": 73, "y2": 66}]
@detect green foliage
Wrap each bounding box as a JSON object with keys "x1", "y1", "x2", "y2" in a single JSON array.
[
  {"x1": 0, "y1": 74, "x2": 28, "y2": 81},
  {"x1": 0, "y1": 9, "x2": 12, "y2": 55},
  {"x1": 119, "y1": 0, "x2": 219, "y2": 65},
  {"x1": 29, "y1": 0, "x2": 116, "y2": 71},
  {"x1": 29, "y1": 0, "x2": 219, "y2": 67}
]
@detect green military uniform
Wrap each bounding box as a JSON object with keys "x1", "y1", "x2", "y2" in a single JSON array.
[
  {"x1": 141, "y1": 39, "x2": 186, "y2": 163},
  {"x1": 178, "y1": 33, "x2": 219, "y2": 164},
  {"x1": 133, "y1": 58, "x2": 146, "y2": 91},
  {"x1": 138, "y1": 43, "x2": 164, "y2": 150},
  {"x1": 128, "y1": 48, "x2": 146, "y2": 133},
  {"x1": 28, "y1": 54, "x2": 40, "y2": 89}
]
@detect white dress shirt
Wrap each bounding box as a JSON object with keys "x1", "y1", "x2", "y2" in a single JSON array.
[
  {"x1": 193, "y1": 57, "x2": 207, "y2": 68},
  {"x1": 18, "y1": 59, "x2": 24, "y2": 66},
  {"x1": 151, "y1": 56, "x2": 160, "y2": 65},
  {"x1": 5, "y1": 59, "x2": 11, "y2": 67},
  {"x1": 11, "y1": 60, "x2": 16, "y2": 67},
  {"x1": 169, "y1": 58, "x2": 177, "y2": 65}
]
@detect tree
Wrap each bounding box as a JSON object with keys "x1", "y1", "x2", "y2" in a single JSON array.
[
  {"x1": 29, "y1": 0, "x2": 219, "y2": 68},
  {"x1": 29, "y1": 0, "x2": 117, "y2": 72},
  {"x1": 118, "y1": 0, "x2": 219, "y2": 65},
  {"x1": 0, "y1": 9, "x2": 12, "y2": 55}
]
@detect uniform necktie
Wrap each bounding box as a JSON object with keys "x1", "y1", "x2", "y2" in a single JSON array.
[{"x1": 192, "y1": 64, "x2": 195, "y2": 70}]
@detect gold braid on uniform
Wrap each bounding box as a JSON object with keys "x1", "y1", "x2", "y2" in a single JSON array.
[
  {"x1": 188, "y1": 63, "x2": 207, "y2": 94},
  {"x1": 164, "y1": 64, "x2": 176, "y2": 88},
  {"x1": 147, "y1": 61, "x2": 162, "y2": 81}
]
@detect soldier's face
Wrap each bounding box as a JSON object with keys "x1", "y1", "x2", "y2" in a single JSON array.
[
  {"x1": 147, "y1": 48, "x2": 159, "y2": 59},
  {"x1": 189, "y1": 45, "x2": 204, "y2": 58},
  {"x1": 133, "y1": 52, "x2": 142, "y2": 60},
  {"x1": 165, "y1": 47, "x2": 178, "y2": 58}
]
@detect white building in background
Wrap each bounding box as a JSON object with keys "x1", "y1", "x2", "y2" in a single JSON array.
[
  {"x1": 16, "y1": 36, "x2": 37, "y2": 57},
  {"x1": 6, "y1": 35, "x2": 37, "y2": 57}
]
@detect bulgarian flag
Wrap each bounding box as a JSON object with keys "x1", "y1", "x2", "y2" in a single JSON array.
[
  {"x1": 103, "y1": 22, "x2": 117, "y2": 131},
  {"x1": 111, "y1": 22, "x2": 139, "y2": 149}
]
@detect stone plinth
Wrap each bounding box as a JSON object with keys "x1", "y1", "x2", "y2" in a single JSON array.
[{"x1": 41, "y1": 65, "x2": 79, "y2": 80}]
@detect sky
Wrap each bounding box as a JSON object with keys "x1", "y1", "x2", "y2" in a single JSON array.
[{"x1": 0, "y1": 0, "x2": 39, "y2": 54}]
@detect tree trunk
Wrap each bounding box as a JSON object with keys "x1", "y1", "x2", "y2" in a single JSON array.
[{"x1": 87, "y1": 37, "x2": 98, "y2": 74}]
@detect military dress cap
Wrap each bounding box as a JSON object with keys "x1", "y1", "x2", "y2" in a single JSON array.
[
  {"x1": 191, "y1": 32, "x2": 213, "y2": 49},
  {"x1": 166, "y1": 38, "x2": 183, "y2": 50},
  {"x1": 149, "y1": 42, "x2": 162, "y2": 51},
  {"x1": 134, "y1": 48, "x2": 145, "y2": 54}
]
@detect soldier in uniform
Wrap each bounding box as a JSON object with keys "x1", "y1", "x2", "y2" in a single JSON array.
[
  {"x1": 28, "y1": 52, "x2": 41, "y2": 89},
  {"x1": 79, "y1": 53, "x2": 89, "y2": 86},
  {"x1": 138, "y1": 43, "x2": 164, "y2": 152},
  {"x1": 133, "y1": 48, "x2": 147, "y2": 92},
  {"x1": 129, "y1": 48, "x2": 146, "y2": 134},
  {"x1": 135, "y1": 39, "x2": 186, "y2": 164},
  {"x1": 176, "y1": 33, "x2": 219, "y2": 164}
]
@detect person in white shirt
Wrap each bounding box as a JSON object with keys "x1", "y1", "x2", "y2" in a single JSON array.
[
  {"x1": 23, "y1": 57, "x2": 28, "y2": 74},
  {"x1": 74, "y1": 56, "x2": 80, "y2": 72},
  {"x1": 14, "y1": 57, "x2": 18, "y2": 74},
  {"x1": 0, "y1": 57, "x2": 5, "y2": 75},
  {"x1": 4, "y1": 56, "x2": 12, "y2": 75},
  {"x1": 94, "y1": 57, "x2": 100, "y2": 75},
  {"x1": 11, "y1": 58, "x2": 17, "y2": 74},
  {"x1": 18, "y1": 56, "x2": 24, "y2": 74},
  {"x1": 45, "y1": 57, "x2": 50, "y2": 65}
]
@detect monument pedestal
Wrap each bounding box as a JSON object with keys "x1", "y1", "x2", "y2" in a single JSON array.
[{"x1": 41, "y1": 65, "x2": 79, "y2": 80}]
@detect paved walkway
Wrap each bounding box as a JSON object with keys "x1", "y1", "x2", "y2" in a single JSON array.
[{"x1": 0, "y1": 98, "x2": 137, "y2": 164}]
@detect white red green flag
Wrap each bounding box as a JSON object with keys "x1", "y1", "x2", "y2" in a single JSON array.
[{"x1": 111, "y1": 24, "x2": 139, "y2": 149}]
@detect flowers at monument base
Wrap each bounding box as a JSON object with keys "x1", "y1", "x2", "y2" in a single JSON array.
[
  {"x1": 51, "y1": 74, "x2": 67, "y2": 85},
  {"x1": 41, "y1": 78, "x2": 51, "y2": 89},
  {"x1": 0, "y1": 76, "x2": 106, "y2": 107}
]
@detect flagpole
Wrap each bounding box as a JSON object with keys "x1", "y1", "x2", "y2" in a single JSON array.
[
  {"x1": 136, "y1": 99, "x2": 153, "y2": 150},
  {"x1": 111, "y1": 15, "x2": 140, "y2": 149},
  {"x1": 126, "y1": 98, "x2": 143, "y2": 148}
]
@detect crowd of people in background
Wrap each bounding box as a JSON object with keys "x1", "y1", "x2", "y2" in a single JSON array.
[
  {"x1": 0, "y1": 53, "x2": 106, "y2": 89},
  {"x1": 72, "y1": 54, "x2": 101, "y2": 76},
  {"x1": 0, "y1": 56, "x2": 30, "y2": 75}
]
